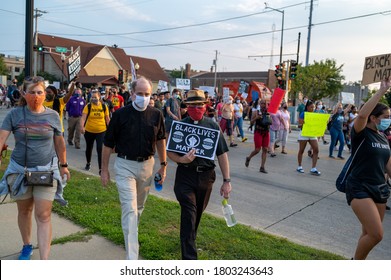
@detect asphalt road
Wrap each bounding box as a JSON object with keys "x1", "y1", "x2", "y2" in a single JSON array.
[{"x1": 1, "y1": 107, "x2": 390, "y2": 259}]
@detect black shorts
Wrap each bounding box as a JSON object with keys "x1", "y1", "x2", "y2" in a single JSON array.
[{"x1": 346, "y1": 175, "x2": 390, "y2": 205}]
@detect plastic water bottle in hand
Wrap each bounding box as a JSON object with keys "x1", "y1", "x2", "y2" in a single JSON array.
[
  {"x1": 62, "y1": 174, "x2": 67, "y2": 186},
  {"x1": 154, "y1": 173, "x2": 163, "y2": 191},
  {"x1": 222, "y1": 199, "x2": 237, "y2": 227}
]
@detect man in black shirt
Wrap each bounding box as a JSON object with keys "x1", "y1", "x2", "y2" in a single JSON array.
[
  {"x1": 101, "y1": 77, "x2": 167, "y2": 260},
  {"x1": 167, "y1": 89, "x2": 232, "y2": 260}
]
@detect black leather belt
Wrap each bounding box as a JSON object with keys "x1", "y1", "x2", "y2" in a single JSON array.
[
  {"x1": 179, "y1": 164, "x2": 214, "y2": 172},
  {"x1": 117, "y1": 154, "x2": 152, "y2": 162}
]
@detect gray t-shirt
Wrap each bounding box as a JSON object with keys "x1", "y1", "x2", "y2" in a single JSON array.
[{"x1": 1, "y1": 106, "x2": 62, "y2": 167}]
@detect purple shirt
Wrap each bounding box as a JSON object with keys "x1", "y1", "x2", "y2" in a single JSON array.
[{"x1": 66, "y1": 95, "x2": 86, "y2": 117}]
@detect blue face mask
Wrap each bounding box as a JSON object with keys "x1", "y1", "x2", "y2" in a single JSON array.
[{"x1": 376, "y1": 118, "x2": 391, "y2": 131}]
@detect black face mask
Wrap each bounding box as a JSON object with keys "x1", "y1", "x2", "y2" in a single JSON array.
[{"x1": 283, "y1": 106, "x2": 288, "y2": 109}]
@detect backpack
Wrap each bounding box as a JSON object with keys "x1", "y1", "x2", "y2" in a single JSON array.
[
  {"x1": 84, "y1": 102, "x2": 107, "y2": 126},
  {"x1": 7, "y1": 85, "x2": 15, "y2": 99},
  {"x1": 261, "y1": 112, "x2": 272, "y2": 126},
  {"x1": 327, "y1": 114, "x2": 338, "y2": 131},
  {"x1": 336, "y1": 139, "x2": 364, "y2": 192}
]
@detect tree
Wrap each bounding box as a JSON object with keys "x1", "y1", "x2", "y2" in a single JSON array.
[
  {"x1": 290, "y1": 59, "x2": 345, "y2": 101},
  {"x1": 0, "y1": 56, "x2": 9, "y2": 76}
]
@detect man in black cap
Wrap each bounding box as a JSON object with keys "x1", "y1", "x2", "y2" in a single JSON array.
[{"x1": 167, "y1": 89, "x2": 232, "y2": 260}]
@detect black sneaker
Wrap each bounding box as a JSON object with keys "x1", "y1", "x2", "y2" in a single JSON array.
[
  {"x1": 230, "y1": 143, "x2": 238, "y2": 147},
  {"x1": 68, "y1": 141, "x2": 73, "y2": 146},
  {"x1": 85, "y1": 163, "x2": 91, "y2": 171}
]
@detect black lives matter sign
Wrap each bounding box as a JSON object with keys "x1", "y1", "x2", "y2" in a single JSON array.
[
  {"x1": 167, "y1": 121, "x2": 220, "y2": 160},
  {"x1": 362, "y1": 53, "x2": 391, "y2": 86}
]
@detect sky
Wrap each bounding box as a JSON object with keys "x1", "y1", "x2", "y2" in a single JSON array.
[{"x1": 0, "y1": 0, "x2": 390, "y2": 84}]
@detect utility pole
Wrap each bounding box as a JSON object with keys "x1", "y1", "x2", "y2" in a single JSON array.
[
  {"x1": 269, "y1": 24, "x2": 275, "y2": 69},
  {"x1": 33, "y1": 8, "x2": 47, "y2": 76},
  {"x1": 25, "y1": 0, "x2": 34, "y2": 78},
  {"x1": 265, "y1": 3, "x2": 284, "y2": 65},
  {"x1": 305, "y1": 0, "x2": 314, "y2": 66},
  {"x1": 213, "y1": 50, "x2": 218, "y2": 90},
  {"x1": 297, "y1": 32, "x2": 301, "y2": 63}
]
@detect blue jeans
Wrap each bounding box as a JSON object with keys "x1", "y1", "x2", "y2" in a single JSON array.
[
  {"x1": 234, "y1": 117, "x2": 244, "y2": 138},
  {"x1": 329, "y1": 127, "x2": 344, "y2": 157}
]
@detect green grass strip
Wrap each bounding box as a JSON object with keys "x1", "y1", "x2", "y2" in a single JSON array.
[{"x1": 0, "y1": 157, "x2": 343, "y2": 260}]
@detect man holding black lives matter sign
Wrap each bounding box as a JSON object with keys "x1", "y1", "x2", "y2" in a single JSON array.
[{"x1": 167, "y1": 89, "x2": 232, "y2": 260}]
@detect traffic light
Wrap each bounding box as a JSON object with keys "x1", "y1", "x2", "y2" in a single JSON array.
[
  {"x1": 33, "y1": 45, "x2": 44, "y2": 52},
  {"x1": 275, "y1": 63, "x2": 285, "y2": 89},
  {"x1": 118, "y1": 69, "x2": 124, "y2": 82},
  {"x1": 274, "y1": 64, "x2": 282, "y2": 78},
  {"x1": 290, "y1": 60, "x2": 298, "y2": 79},
  {"x1": 33, "y1": 45, "x2": 50, "y2": 52}
]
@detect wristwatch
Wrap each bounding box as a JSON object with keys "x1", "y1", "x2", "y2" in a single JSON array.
[
  {"x1": 160, "y1": 161, "x2": 168, "y2": 166},
  {"x1": 223, "y1": 178, "x2": 231, "y2": 183},
  {"x1": 59, "y1": 162, "x2": 69, "y2": 168}
]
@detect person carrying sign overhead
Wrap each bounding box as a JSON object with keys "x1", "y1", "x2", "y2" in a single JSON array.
[{"x1": 167, "y1": 89, "x2": 232, "y2": 260}]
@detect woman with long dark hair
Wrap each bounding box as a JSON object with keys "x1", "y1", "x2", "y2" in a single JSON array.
[{"x1": 346, "y1": 78, "x2": 391, "y2": 259}]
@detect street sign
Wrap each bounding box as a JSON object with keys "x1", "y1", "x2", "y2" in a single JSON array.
[{"x1": 55, "y1": 46, "x2": 68, "y2": 53}]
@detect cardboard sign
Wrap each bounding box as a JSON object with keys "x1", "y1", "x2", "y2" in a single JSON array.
[
  {"x1": 67, "y1": 47, "x2": 81, "y2": 81},
  {"x1": 362, "y1": 53, "x2": 391, "y2": 85},
  {"x1": 301, "y1": 112, "x2": 330, "y2": 137},
  {"x1": 167, "y1": 121, "x2": 220, "y2": 160}
]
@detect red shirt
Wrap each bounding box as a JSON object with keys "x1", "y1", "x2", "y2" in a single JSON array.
[{"x1": 109, "y1": 94, "x2": 124, "y2": 111}]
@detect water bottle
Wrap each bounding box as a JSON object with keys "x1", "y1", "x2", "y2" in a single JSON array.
[
  {"x1": 222, "y1": 199, "x2": 237, "y2": 227},
  {"x1": 154, "y1": 173, "x2": 163, "y2": 191},
  {"x1": 62, "y1": 174, "x2": 67, "y2": 187}
]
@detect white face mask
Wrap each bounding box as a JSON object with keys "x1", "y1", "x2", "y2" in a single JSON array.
[
  {"x1": 317, "y1": 105, "x2": 322, "y2": 110},
  {"x1": 227, "y1": 100, "x2": 232, "y2": 104},
  {"x1": 132, "y1": 95, "x2": 150, "y2": 111},
  {"x1": 236, "y1": 100, "x2": 240, "y2": 104}
]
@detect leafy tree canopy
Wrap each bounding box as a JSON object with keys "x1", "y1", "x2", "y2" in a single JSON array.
[
  {"x1": 0, "y1": 56, "x2": 9, "y2": 76},
  {"x1": 290, "y1": 59, "x2": 345, "y2": 101}
]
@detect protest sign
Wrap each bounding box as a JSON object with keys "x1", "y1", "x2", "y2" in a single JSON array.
[
  {"x1": 268, "y1": 88, "x2": 285, "y2": 114},
  {"x1": 176, "y1": 78, "x2": 191, "y2": 90},
  {"x1": 167, "y1": 121, "x2": 220, "y2": 160},
  {"x1": 198, "y1": 86, "x2": 215, "y2": 97},
  {"x1": 362, "y1": 53, "x2": 391, "y2": 85},
  {"x1": 341, "y1": 92, "x2": 355, "y2": 104},
  {"x1": 67, "y1": 47, "x2": 81, "y2": 81},
  {"x1": 301, "y1": 112, "x2": 330, "y2": 137},
  {"x1": 157, "y1": 80, "x2": 168, "y2": 92}
]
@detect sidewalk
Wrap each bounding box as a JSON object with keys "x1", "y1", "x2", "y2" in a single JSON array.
[{"x1": 0, "y1": 196, "x2": 127, "y2": 260}]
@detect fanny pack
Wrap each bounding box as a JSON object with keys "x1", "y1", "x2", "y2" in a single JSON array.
[
  {"x1": 24, "y1": 171, "x2": 54, "y2": 187},
  {"x1": 22, "y1": 106, "x2": 54, "y2": 187}
]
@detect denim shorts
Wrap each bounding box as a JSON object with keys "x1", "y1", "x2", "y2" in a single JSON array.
[{"x1": 346, "y1": 175, "x2": 390, "y2": 205}]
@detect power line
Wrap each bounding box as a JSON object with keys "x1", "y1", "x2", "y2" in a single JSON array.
[
  {"x1": 120, "y1": 10, "x2": 391, "y2": 48},
  {"x1": 43, "y1": 1, "x2": 310, "y2": 36}
]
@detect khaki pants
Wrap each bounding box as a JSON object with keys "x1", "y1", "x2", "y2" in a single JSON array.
[
  {"x1": 67, "y1": 116, "x2": 81, "y2": 147},
  {"x1": 114, "y1": 156, "x2": 154, "y2": 260}
]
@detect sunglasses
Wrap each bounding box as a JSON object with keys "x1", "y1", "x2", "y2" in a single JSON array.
[
  {"x1": 27, "y1": 90, "x2": 45, "y2": 95},
  {"x1": 24, "y1": 76, "x2": 45, "y2": 83}
]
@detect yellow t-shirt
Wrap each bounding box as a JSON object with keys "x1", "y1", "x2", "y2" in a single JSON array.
[
  {"x1": 43, "y1": 98, "x2": 66, "y2": 132},
  {"x1": 83, "y1": 103, "x2": 109, "y2": 133}
]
